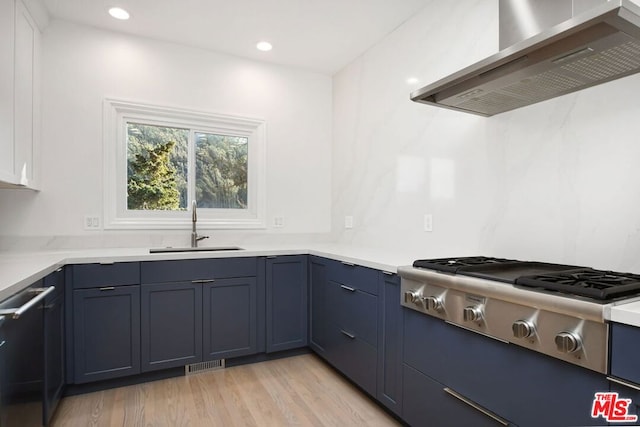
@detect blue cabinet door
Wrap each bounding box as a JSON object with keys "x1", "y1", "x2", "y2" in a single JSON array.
[
  {"x1": 203, "y1": 278, "x2": 257, "y2": 360},
  {"x1": 377, "y1": 271, "x2": 402, "y2": 415},
  {"x1": 72, "y1": 285, "x2": 140, "y2": 383},
  {"x1": 44, "y1": 268, "x2": 65, "y2": 425},
  {"x1": 309, "y1": 257, "x2": 328, "y2": 356},
  {"x1": 265, "y1": 255, "x2": 308, "y2": 353},
  {"x1": 141, "y1": 282, "x2": 202, "y2": 372}
]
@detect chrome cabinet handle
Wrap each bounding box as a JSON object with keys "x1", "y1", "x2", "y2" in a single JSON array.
[
  {"x1": 382, "y1": 271, "x2": 394, "y2": 276},
  {"x1": 443, "y1": 387, "x2": 509, "y2": 426},
  {"x1": 340, "y1": 285, "x2": 356, "y2": 292},
  {"x1": 192, "y1": 279, "x2": 215, "y2": 284},
  {"x1": 607, "y1": 376, "x2": 640, "y2": 392},
  {"x1": 99, "y1": 286, "x2": 115, "y2": 291},
  {"x1": 341, "y1": 261, "x2": 355, "y2": 266},
  {"x1": 340, "y1": 330, "x2": 356, "y2": 339},
  {"x1": 5, "y1": 286, "x2": 56, "y2": 320}
]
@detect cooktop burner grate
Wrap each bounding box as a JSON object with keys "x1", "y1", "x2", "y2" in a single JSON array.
[
  {"x1": 412, "y1": 256, "x2": 517, "y2": 273},
  {"x1": 516, "y1": 269, "x2": 640, "y2": 300}
]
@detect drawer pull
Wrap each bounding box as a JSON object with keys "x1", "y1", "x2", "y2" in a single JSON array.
[
  {"x1": 382, "y1": 271, "x2": 394, "y2": 276},
  {"x1": 99, "y1": 286, "x2": 116, "y2": 291},
  {"x1": 341, "y1": 261, "x2": 355, "y2": 267},
  {"x1": 340, "y1": 285, "x2": 356, "y2": 292},
  {"x1": 443, "y1": 387, "x2": 509, "y2": 426},
  {"x1": 607, "y1": 376, "x2": 640, "y2": 392},
  {"x1": 340, "y1": 330, "x2": 356, "y2": 339},
  {"x1": 99, "y1": 261, "x2": 115, "y2": 265},
  {"x1": 266, "y1": 256, "x2": 277, "y2": 259},
  {"x1": 192, "y1": 279, "x2": 215, "y2": 284}
]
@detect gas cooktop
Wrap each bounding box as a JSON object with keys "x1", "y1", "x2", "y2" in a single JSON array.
[{"x1": 412, "y1": 256, "x2": 640, "y2": 302}]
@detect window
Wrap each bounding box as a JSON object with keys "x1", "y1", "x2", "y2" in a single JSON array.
[{"x1": 104, "y1": 99, "x2": 266, "y2": 229}]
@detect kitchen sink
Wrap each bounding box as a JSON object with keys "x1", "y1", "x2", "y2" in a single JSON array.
[{"x1": 149, "y1": 246, "x2": 244, "y2": 253}]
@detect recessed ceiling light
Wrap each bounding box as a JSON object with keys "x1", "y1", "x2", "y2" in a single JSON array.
[
  {"x1": 406, "y1": 77, "x2": 419, "y2": 85},
  {"x1": 256, "y1": 41, "x2": 273, "y2": 52},
  {"x1": 108, "y1": 7, "x2": 130, "y2": 20}
]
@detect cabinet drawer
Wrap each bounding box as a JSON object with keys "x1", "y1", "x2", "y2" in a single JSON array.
[
  {"x1": 328, "y1": 326, "x2": 377, "y2": 396},
  {"x1": 141, "y1": 257, "x2": 257, "y2": 283},
  {"x1": 403, "y1": 364, "x2": 506, "y2": 427},
  {"x1": 327, "y1": 259, "x2": 378, "y2": 295},
  {"x1": 72, "y1": 262, "x2": 140, "y2": 289},
  {"x1": 327, "y1": 280, "x2": 377, "y2": 347}
]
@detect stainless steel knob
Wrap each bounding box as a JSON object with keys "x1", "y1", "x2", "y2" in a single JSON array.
[
  {"x1": 404, "y1": 291, "x2": 422, "y2": 305},
  {"x1": 425, "y1": 296, "x2": 443, "y2": 312},
  {"x1": 555, "y1": 332, "x2": 582, "y2": 353},
  {"x1": 512, "y1": 320, "x2": 535, "y2": 339},
  {"x1": 463, "y1": 306, "x2": 483, "y2": 322}
]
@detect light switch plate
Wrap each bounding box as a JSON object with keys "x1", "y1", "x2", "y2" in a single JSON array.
[
  {"x1": 84, "y1": 215, "x2": 100, "y2": 230},
  {"x1": 273, "y1": 216, "x2": 284, "y2": 228},
  {"x1": 345, "y1": 216, "x2": 354, "y2": 229},
  {"x1": 424, "y1": 214, "x2": 433, "y2": 232}
]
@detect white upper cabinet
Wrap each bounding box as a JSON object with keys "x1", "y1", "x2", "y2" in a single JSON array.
[
  {"x1": 0, "y1": 0, "x2": 41, "y2": 189},
  {"x1": 0, "y1": 0, "x2": 15, "y2": 184}
]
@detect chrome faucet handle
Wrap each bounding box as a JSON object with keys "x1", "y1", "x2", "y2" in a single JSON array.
[{"x1": 196, "y1": 235, "x2": 209, "y2": 242}]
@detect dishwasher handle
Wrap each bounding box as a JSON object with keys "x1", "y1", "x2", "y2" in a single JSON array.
[{"x1": 0, "y1": 287, "x2": 56, "y2": 320}]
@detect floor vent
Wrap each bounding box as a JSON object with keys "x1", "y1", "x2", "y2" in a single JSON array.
[{"x1": 185, "y1": 359, "x2": 225, "y2": 375}]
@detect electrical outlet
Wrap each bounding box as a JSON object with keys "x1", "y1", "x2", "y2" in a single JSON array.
[
  {"x1": 84, "y1": 215, "x2": 100, "y2": 230},
  {"x1": 273, "y1": 216, "x2": 284, "y2": 228},
  {"x1": 344, "y1": 216, "x2": 354, "y2": 229},
  {"x1": 424, "y1": 214, "x2": 433, "y2": 232}
]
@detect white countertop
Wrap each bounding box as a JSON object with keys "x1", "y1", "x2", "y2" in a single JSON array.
[
  {"x1": 608, "y1": 301, "x2": 640, "y2": 328},
  {"x1": 7, "y1": 244, "x2": 640, "y2": 328},
  {"x1": 0, "y1": 243, "x2": 426, "y2": 302}
]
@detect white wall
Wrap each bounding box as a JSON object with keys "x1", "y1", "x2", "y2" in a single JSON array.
[
  {"x1": 332, "y1": 0, "x2": 640, "y2": 272},
  {"x1": 0, "y1": 20, "x2": 333, "y2": 248}
]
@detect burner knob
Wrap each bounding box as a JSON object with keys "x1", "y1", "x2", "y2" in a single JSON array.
[
  {"x1": 425, "y1": 296, "x2": 444, "y2": 312},
  {"x1": 555, "y1": 332, "x2": 582, "y2": 354},
  {"x1": 404, "y1": 291, "x2": 422, "y2": 305},
  {"x1": 512, "y1": 320, "x2": 535, "y2": 339},
  {"x1": 463, "y1": 306, "x2": 483, "y2": 322}
]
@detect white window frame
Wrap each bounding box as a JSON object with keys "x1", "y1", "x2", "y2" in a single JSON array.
[{"x1": 103, "y1": 98, "x2": 266, "y2": 230}]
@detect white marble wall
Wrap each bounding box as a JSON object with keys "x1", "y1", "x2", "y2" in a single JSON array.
[{"x1": 332, "y1": 0, "x2": 640, "y2": 272}]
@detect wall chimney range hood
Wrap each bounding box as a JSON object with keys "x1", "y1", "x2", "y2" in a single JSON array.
[{"x1": 410, "y1": 0, "x2": 640, "y2": 116}]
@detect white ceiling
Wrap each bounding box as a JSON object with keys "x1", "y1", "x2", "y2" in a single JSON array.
[{"x1": 41, "y1": 0, "x2": 431, "y2": 75}]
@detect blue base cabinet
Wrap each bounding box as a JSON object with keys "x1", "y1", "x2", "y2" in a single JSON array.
[
  {"x1": 403, "y1": 308, "x2": 607, "y2": 427},
  {"x1": 377, "y1": 271, "x2": 402, "y2": 416},
  {"x1": 72, "y1": 285, "x2": 141, "y2": 384},
  {"x1": 266, "y1": 255, "x2": 308, "y2": 353},
  {"x1": 141, "y1": 282, "x2": 202, "y2": 372},
  {"x1": 203, "y1": 278, "x2": 257, "y2": 360},
  {"x1": 309, "y1": 256, "x2": 329, "y2": 356}
]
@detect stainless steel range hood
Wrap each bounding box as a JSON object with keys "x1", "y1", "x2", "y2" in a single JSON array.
[{"x1": 410, "y1": 0, "x2": 640, "y2": 116}]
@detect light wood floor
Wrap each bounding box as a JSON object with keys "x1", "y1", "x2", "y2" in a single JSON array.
[{"x1": 52, "y1": 354, "x2": 401, "y2": 426}]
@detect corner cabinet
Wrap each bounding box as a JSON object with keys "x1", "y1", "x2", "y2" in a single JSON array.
[
  {"x1": 0, "y1": 0, "x2": 41, "y2": 188},
  {"x1": 265, "y1": 255, "x2": 308, "y2": 353}
]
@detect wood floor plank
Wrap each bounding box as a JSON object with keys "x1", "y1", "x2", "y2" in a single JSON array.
[{"x1": 52, "y1": 354, "x2": 401, "y2": 427}]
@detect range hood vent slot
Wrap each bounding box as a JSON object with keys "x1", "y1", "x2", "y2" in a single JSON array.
[{"x1": 411, "y1": 0, "x2": 640, "y2": 116}]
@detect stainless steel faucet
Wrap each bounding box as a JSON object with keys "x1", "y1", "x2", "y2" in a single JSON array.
[{"x1": 191, "y1": 200, "x2": 209, "y2": 248}]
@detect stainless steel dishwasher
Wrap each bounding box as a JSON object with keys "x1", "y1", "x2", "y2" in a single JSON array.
[{"x1": 0, "y1": 282, "x2": 55, "y2": 426}]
